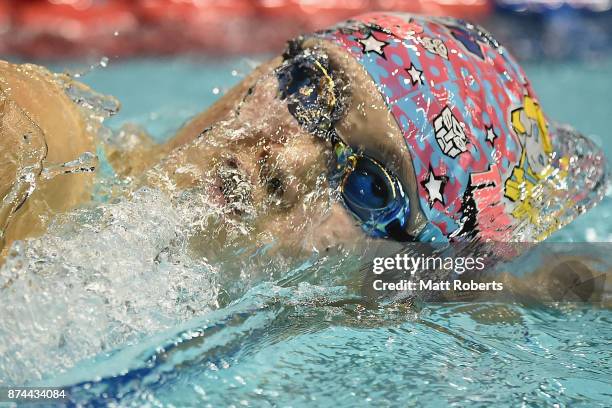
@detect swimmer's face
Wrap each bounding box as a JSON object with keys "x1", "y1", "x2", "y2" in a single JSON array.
[{"x1": 146, "y1": 40, "x2": 422, "y2": 259}]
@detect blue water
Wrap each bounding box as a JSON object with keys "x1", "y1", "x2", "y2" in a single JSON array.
[{"x1": 31, "y1": 57, "x2": 612, "y2": 407}]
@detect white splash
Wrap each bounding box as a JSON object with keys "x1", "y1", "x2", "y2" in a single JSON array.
[{"x1": 0, "y1": 187, "x2": 220, "y2": 385}]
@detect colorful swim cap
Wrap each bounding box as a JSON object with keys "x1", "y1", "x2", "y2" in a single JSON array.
[{"x1": 310, "y1": 13, "x2": 606, "y2": 242}]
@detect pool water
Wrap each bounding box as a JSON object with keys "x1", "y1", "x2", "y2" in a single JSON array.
[{"x1": 6, "y1": 57, "x2": 612, "y2": 406}]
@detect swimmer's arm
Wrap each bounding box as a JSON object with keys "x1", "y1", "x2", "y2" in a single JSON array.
[{"x1": 0, "y1": 60, "x2": 96, "y2": 254}]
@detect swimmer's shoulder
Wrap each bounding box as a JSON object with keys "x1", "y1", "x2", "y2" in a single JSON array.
[{"x1": 167, "y1": 57, "x2": 283, "y2": 150}]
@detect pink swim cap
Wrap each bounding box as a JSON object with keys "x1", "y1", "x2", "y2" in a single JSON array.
[{"x1": 311, "y1": 13, "x2": 606, "y2": 242}]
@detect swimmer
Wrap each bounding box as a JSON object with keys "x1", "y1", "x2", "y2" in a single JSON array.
[{"x1": 0, "y1": 14, "x2": 607, "y2": 297}]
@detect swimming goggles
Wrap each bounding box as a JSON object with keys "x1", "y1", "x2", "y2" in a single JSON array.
[{"x1": 276, "y1": 47, "x2": 411, "y2": 241}]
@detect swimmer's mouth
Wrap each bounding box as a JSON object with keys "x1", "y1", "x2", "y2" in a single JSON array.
[{"x1": 213, "y1": 164, "x2": 254, "y2": 217}]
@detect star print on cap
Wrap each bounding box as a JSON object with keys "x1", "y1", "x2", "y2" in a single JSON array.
[
  {"x1": 485, "y1": 126, "x2": 498, "y2": 145},
  {"x1": 421, "y1": 166, "x2": 448, "y2": 207},
  {"x1": 358, "y1": 33, "x2": 388, "y2": 57},
  {"x1": 312, "y1": 12, "x2": 605, "y2": 242},
  {"x1": 405, "y1": 63, "x2": 424, "y2": 86}
]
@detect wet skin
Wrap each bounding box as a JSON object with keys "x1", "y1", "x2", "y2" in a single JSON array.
[
  {"x1": 0, "y1": 61, "x2": 96, "y2": 254},
  {"x1": 0, "y1": 47, "x2": 608, "y2": 303},
  {"x1": 1, "y1": 39, "x2": 418, "y2": 263}
]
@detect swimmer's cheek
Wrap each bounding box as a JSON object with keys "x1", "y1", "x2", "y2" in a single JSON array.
[{"x1": 300, "y1": 203, "x2": 369, "y2": 254}]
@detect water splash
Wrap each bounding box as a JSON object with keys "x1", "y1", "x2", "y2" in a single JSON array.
[
  {"x1": 0, "y1": 96, "x2": 46, "y2": 246},
  {"x1": 0, "y1": 188, "x2": 220, "y2": 385},
  {"x1": 0, "y1": 62, "x2": 120, "y2": 251},
  {"x1": 41, "y1": 151, "x2": 98, "y2": 180},
  {"x1": 61, "y1": 74, "x2": 120, "y2": 125}
]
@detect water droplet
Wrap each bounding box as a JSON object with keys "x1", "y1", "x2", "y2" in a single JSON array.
[
  {"x1": 42, "y1": 151, "x2": 98, "y2": 180},
  {"x1": 586, "y1": 228, "x2": 597, "y2": 242}
]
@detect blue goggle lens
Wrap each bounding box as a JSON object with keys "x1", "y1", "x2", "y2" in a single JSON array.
[
  {"x1": 342, "y1": 157, "x2": 395, "y2": 214},
  {"x1": 338, "y1": 153, "x2": 412, "y2": 241}
]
